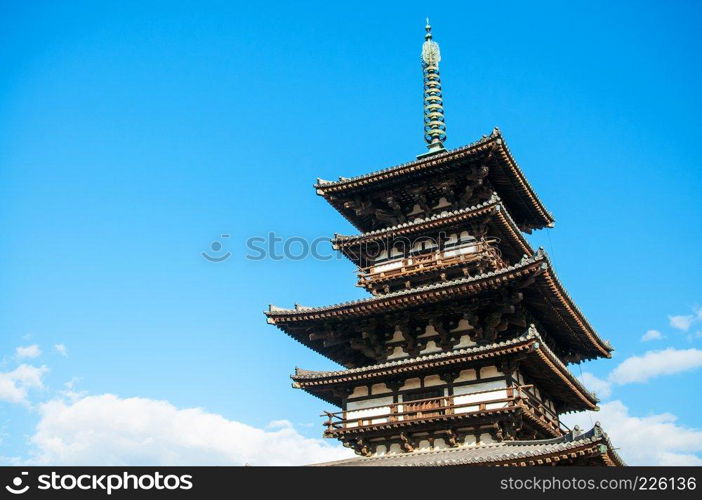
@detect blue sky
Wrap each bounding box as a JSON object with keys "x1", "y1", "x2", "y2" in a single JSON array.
[{"x1": 1, "y1": 0, "x2": 701, "y2": 465}]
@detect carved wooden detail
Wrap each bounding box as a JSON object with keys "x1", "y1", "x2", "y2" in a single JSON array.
[{"x1": 400, "y1": 432, "x2": 417, "y2": 452}]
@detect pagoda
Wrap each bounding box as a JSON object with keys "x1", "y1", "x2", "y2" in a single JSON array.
[{"x1": 265, "y1": 21, "x2": 623, "y2": 466}]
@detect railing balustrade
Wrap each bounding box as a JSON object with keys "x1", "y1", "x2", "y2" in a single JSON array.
[
  {"x1": 356, "y1": 240, "x2": 503, "y2": 286},
  {"x1": 322, "y1": 385, "x2": 569, "y2": 435}
]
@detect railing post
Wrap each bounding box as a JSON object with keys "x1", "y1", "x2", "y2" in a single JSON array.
[{"x1": 322, "y1": 411, "x2": 334, "y2": 433}]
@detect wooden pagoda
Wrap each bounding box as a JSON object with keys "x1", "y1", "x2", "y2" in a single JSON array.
[{"x1": 265, "y1": 21, "x2": 623, "y2": 466}]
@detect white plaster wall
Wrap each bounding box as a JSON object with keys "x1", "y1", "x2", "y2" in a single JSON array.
[
  {"x1": 443, "y1": 244, "x2": 477, "y2": 258},
  {"x1": 455, "y1": 368, "x2": 477, "y2": 383},
  {"x1": 454, "y1": 335, "x2": 476, "y2": 348},
  {"x1": 402, "y1": 377, "x2": 422, "y2": 391},
  {"x1": 388, "y1": 443, "x2": 403, "y2": 454},
  {"x1": 421, "y1": 323, "x2": 438, "y2": 336},
  {"x1": 345, "y1": 396, "x2": 393, "y2": 427},
  {"x1": 452, "y1": 318, "x2": 471, "y2": 331},
  {"x1": 371, "y1": 382, "x2": 391, "y2": 395},
  {"x1": 484, "y1": 400, "x2": 509, "y2": 410},
  {"x1": 453, "y1": 379, "x2": 505, "y2": 396},
  {"x1": 514, "y1": 370, "x2": 559, "y2": 422},
  {"x1": 420, "y1": 340, "x2": 441, "y2": 354},
  {"x1": 443, "y1": 248, "x2": 460, "y2": 257},
  {"x1": 435, "y1": 197, "x2": 451, "y2": 209},
  {"x1": 423, "y1": 374, "x2": 443, "y2": 387},
  {"x1": 480, "y1": 365, "x2": 503, "y2": 378},
  {"x1": 346, "y1": 396, "x2": 393, "y2": 411},
  {"x1": 387, "y1": 329, "x2": 404, "y2": 343},
  {"x1": 453, "y1": 386, "x2": 509, "y2": 414},
  {"x1": 349, "y1": 386, "x2": 369, "y2": 398},
  {"x1": 454, "y1": 389, "x2": 508, "y2": 406},
  {"x1": 386, "y1": 346, "x2": 406, "y2": 360},
  {"x1": 463, "y1": 434, "x2": 477, "y2": 446},
  {"x1": 373, "y1": 260, "x2": 402, "y2": 273},
  {"x1": 433, "y1": 438, "x2": 448, "y2": 450},
  {"x1": 543, "y1": 398, "x2": 557, "y2": 421},
  {"x1": 407, "y1": 204, "x2": 423, "y2": 216},
  {"x1": 480, "y1": 432, "x2": 495, "y2": 444}
]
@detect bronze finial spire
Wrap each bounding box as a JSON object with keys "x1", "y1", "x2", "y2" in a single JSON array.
[{"x1": 418, "y1": 18, "x2": 447, "y2": 158}]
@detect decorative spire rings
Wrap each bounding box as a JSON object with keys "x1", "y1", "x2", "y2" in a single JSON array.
[{"x1": 420, "y1": 18, "x2": 447, "y2": 157}]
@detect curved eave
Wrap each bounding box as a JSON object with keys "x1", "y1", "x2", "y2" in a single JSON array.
[
  {"x1": 266, "y1": 255, "x2": 547, "y2": 366},
  {"x1": 292, "y1": 327, "x2": 598, "y2": 411},
  {"x1": 536, "y1": 252, "x2": 613, "y2": 358},
  {"x1": 265, "y1": 251, "x2": 612, "y2": 360},
  {"x1": 314, "y1": 130, "x2": 554, "y2": 232},
  {"x1": 490, "y1": 135, "x2": 555, "y2": 231},
  {"x1": 333, "y1": 193, "x2": 533, "y2": 265}
]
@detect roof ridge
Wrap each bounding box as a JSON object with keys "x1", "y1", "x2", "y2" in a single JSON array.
[{"x1": 315, "y1": 131, "x2": 500, "y2": 190}]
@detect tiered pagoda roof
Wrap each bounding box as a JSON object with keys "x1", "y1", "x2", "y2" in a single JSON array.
[
  {"x1": 266, "y1": 250, "x2": 613, "y2": 362},
  {"x1": 315, "y1": 130, "x2": 554, "y2": 233},
  {"x1": 332, "y1": 192, "x2": 532, "y2": 266},
  {"x1": 313, "y1": 424, "x2": 624, "y2": 466},
  {"x1": 292, "y1": 326, "x2": 599, "y2": 412}
]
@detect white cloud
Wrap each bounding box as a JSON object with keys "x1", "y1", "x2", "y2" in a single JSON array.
[
  {"x1": 610, "y1": 348, "x2": 702, "y2": 384},
  {"x1": 669, "y1": 306, "x2": 702, "y2": 332},
  {"x1": 641, "y1": 329, "x2": 663, "y2": 342},
  {"x1": 28, "y1": 394, "x2": 352, "y2": 466},
  {"x1": 579, "y1": 372, "x2": 612, "y2": 399},
  {"x1": 16, "y1": 345, "x2": 41, "y2": 359},
  {"x1": 563, "y1": 400, "x2": 702, "y2": 465},
  {"x1": 669, "y1": 315, "x2": 695, "y2": 331},
  {"x1": 58, "y1": 378, "x2": 86, "y2": 403},
  {"x1": 579, "y1": 347, "x2": 702, "y2": 400},
  {"x1": 577, "y1": 348, "x2": 702, "y2": 400},
  {"x1": 54, "y1": 344, "x2": 68, "y2": 357},
  {"x1": 0, "y1": 364, "x2": 48, "y2": 405}
]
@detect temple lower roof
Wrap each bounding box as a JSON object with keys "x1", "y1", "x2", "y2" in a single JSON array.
[
  {"x1": 266, "y1": 250, "x2": 613, "y2": 361},
  {"x1": 312, "y1": 424, "x2": 624, "y2": 466},
  {"x1": 315, "y1": 129, "x2": 554, "y2": 232},
  {"x1": 292, "y1": 326, "x2": 598, "y2": 412}
]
